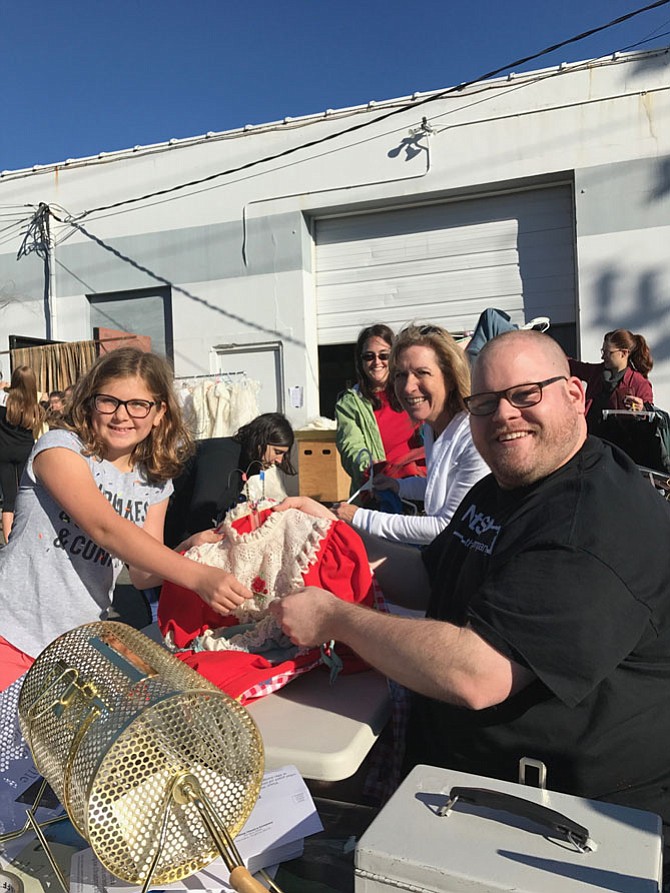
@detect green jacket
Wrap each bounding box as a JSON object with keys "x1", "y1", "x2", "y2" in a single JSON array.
[{"x1": 335, "y1": 386, "x2": 385, "y2": 495}]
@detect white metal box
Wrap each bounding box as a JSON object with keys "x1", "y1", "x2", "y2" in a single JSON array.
[{"x1": 355, "y1": 765, "x2": 663, "y2": 893}]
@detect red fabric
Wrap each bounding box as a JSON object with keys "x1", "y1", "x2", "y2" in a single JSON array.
[
  {"x1": 158, "y1": 510, "x2": 374, "y2": 702},
  {"x1": 0, "y1": 635, "x2": 34, "y2": 691},
  {"x1": 374, "y1": 392, "x2": 426, "y2": 477}
]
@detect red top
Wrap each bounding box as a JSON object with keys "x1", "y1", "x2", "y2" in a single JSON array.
[
  {"x1": 372, "y1": 390, "x2": 426, "y2": 478},
  {"x1": 374, "y1": 390, "x2": 419, "y2": 464}
]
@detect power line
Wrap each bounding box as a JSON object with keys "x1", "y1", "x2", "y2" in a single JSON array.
[{"x1": 50, "y1": 0, "x2": 670, "y2": 223}]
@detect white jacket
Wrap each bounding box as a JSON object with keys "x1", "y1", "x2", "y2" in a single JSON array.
[{"x1": 352, "y1": 412, "x2": 489, "y2": 546}]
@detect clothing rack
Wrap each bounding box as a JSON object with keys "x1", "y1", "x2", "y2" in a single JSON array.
[{"x1": 174, "y1": 371, "x2": 247, "y2": 384}]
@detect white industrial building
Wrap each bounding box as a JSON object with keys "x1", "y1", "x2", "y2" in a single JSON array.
[{"x1": 0, "y1": 46, "x2": 669, "y2": 421}]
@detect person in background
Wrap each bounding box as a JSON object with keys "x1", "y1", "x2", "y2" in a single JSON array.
[
  {"x1": 0, "y1": 366, "x2": 44, "y2": 542},
  {"x1": 335, "y1": 324, "x2": 424, "y2": 498},
  {"x1": 0, "y1": 348, "x2": 252, "y2": 690},
  {"x1": 569, "y1": 329, "x2": 654, "y2": 430},
  {"x1": 333, "y1": 324, "x2": 489, "y2": 546},
  {"x1": 48, "y1": 390, "x2": 65, "y2": 414},
  {"x1": 63, "y1": 384, "x2": 74, "y2": 409},
  {"x1": 46, "y1": 390, "x2": 66, "y2": 428},
  {"x1": 164, "y1": 412, "x2": 296, "y2": 548}
]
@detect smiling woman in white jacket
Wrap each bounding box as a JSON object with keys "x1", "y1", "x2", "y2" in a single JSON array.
[{"x1": 333, "y1": 323, "x2": 489, "y2": 546}]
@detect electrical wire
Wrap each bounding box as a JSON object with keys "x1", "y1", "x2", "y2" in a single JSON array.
[{"x1": 63, "y1": 0, "x2": 670, "y2": 223}]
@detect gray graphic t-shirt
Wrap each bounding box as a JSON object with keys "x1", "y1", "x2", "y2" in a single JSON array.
[{"x1": 0, "y1": 429, "x2": 173, "y2": 657}]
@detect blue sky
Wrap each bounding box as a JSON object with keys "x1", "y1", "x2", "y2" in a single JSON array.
[{"x1": 2, "y1": 0, "x2": 669, "y2": 172}]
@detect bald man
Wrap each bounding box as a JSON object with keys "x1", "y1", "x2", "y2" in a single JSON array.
[{"x1": 272, "y1": 330, "x2": 670, "y2": 837}]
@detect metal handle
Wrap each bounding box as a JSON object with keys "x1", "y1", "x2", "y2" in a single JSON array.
[{"x1": 440, "y1": 786, "x2": 596, "y2": 852}]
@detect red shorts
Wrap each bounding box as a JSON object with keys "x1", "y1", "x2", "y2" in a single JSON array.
[{"x1": 0, "y1": 635, "x2": 34, "y2": 690}]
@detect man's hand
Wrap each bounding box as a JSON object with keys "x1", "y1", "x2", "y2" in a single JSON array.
[
  {"x1": 272, "y1": 496, "x2": 337, "y2": 520},
  {"x1": 192, "y1": 565, "x2": 253, "y2": 616},
  {"x1": 269, "y1": 587, "x2": 340, "y2": 647}
]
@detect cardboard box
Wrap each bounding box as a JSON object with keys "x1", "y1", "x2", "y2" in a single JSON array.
[
  {"x1": 295, "y1": 429, "x2": 350, "y2": 503},
  {"x1": 355, "y1": 765, "x2": 662, "y2": 892}
]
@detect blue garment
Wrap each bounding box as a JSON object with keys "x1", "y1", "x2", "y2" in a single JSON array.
[{"x1": 465, "y1": 308, "x2": 518, "y2": 364}]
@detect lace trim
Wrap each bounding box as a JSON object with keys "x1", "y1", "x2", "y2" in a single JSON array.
[{"x1": 182, "y1": 508, "x2": 332, "y2": 651}]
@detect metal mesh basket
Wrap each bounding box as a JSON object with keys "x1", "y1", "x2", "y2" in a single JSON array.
[{"x1": 18, "y1": 621, "x2": 264, "y2": 886}]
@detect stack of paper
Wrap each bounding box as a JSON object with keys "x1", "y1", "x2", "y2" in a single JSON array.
[{"x1": 69, "y1": 764, "x2": 323, "y2": 893}]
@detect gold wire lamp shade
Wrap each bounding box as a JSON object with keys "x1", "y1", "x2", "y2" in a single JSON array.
[{"x1": 16, "y1": 621, "x2": 266, "y2": 892}]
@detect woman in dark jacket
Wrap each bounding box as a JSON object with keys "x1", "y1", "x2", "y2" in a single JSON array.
[
  {"x1": 164, "y1": 412, "x2": 296, "y2": 548},
  {"x1": 0, "y1": 366, "x2": 44, "y2": 541}
]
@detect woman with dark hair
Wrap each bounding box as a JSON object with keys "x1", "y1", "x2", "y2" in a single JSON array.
[
  {"x1": 0, "y1": 366, "x2": 44, "y2": 541},
  {"x1": 335, "y1": 323, "x2": 424, "y2": 496},
  {"x1": 234, "y1": 412, "x2": 296, "y2": 477},
  {"x1": 164, "y1": 412, "x2": 296, "y2": 548},
  {"x1": 569, "y1": 329, "x2": 654, "y2": 430}
]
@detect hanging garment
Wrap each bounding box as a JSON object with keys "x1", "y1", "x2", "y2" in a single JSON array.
[{"x1": 158, "y1": 507, "x2": 374, "y2": 702}]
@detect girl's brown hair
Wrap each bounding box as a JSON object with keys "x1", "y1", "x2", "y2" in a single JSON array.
[
  {"x1": 605, "y1": 329, "x2": 654, "y2": 378},
  {"x1": 391, "y1": 323, "x2": 472, "y2": 418},
  {"x1": 59, "y1": 348, "x2": 194, "y2": 483},
  {"x1": 6, "y1": 366, "x2": 44, "y2": 437}
]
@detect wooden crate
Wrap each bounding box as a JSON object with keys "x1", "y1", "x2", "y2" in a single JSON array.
[{"x1": 295, "y1": 430, "x2": 351, "y2": 503}]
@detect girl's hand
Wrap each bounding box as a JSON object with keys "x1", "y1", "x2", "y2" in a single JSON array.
[
  {"x1": 176, "y1": 529, "x2": 224, "y2": 552},
  {"x1": 192, "y1": 565, "x2": 253, "y2": 616},
  {"x1": 272, "y1": 496, "x2": 337, "y2": 520}
]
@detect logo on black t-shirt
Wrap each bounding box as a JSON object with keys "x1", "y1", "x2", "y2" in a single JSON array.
[{"x1": 452, "y1": 501, "x2": 501, "y2": 555}]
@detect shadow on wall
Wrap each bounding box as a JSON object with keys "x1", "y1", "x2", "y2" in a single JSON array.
[
  {"x1": 650, "y1": 156, "x2": 670, "y2": 202},
  {"x1": 592, "y1": 267, "x2": 670, "y2": 364}
]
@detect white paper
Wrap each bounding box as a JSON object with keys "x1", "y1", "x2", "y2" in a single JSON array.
[
  {"x1": 288, "y1": 386, "x2": 303, "y2": 409},
  {"x1": 0, "y1": 677, "x2": 66, "y2": 864},
  {"x1": 69, "y1": 765, "x2": 322, "y2": 893}
]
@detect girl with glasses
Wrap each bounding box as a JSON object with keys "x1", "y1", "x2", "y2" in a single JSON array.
[
  {"x1": 569, "y1": 329, "x2": 654, "y2": 426},
  {"x1": 0, "y1": 347, "x2": 252, "y2": 690},
  {"x1": 335, "y1": 323, "x2": 425, "y2": 498}
]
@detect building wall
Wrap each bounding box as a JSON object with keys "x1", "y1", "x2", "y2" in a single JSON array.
[{"x1": 0, "y1": 49, "x2": 669, "y2": 419}]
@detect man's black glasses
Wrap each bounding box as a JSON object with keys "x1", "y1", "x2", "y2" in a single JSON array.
[
  {"x1": 92, "y1": 394, "x2": 161, "y2": 418},
  {"x1": 464, "y1": 376, "x2": 567, "y2": 416}
]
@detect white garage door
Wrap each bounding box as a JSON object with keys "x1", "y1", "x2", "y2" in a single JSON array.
[{"x1": 315, "y1": 186, "x2": 576, "y2": 344}]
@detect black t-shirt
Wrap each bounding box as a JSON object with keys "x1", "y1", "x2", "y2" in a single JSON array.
[{"x1": 408, "y1": 437, "x2": 670, "y2": 822}]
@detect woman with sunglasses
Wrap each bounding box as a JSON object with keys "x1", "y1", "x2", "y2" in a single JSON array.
[
  {"x1": 334, "y1": 323, "x2": 489, "y2": 545},
  {"x1": 335, "y1": 324, "x2": 425, "y2": 498},
  {"x1": 569, "y1": 329, "x2": 654, "y2": 430}
]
